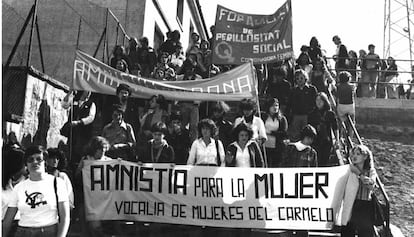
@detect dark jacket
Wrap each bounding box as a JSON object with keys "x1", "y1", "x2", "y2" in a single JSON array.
[
  {"x1": 140, "y1": 140, "x2": 175, "y2": 163},
  {"x1": 308, "y1": 109, "x2": 338, "y2": 145},
  {"x1": 266, "y1": 79, "x2": 292, "y2": 106},
  {"x1": 165, "y1": 128, "x2": 191, "y2": 165},
  {"x1": 225, "y1": 141, "x2": 264, "y2": 167},
  {"x1": 288, "y1": 84, "x2": 317, "y2": 116},
  {"x1": 281, "y1": 142, "x2": 318, "y2": 167},
  {"x1": 336, "y1": 44, "x2": 348, "y2": 69},
  {"x1": 213, "y1": 118, "x2": 233, "y2": 149}
]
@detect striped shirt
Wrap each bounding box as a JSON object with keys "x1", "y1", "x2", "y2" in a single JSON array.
[{"x1": 355, "y1": 168, "x2": 377, "y2": 201}]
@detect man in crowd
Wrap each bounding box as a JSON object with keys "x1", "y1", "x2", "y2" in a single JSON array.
[
  {"x1": 332, "y1": 35, "x2": 348, "y2": 75},
  {"x1": 287, "y1": 69, "x2": 317, "y2": 141},
  {"x1": 360, "y1": 44, "x2": 381, "y2": 98},
  {"x1": 62, "y1": 90, "x2": 96, "y2": 168},
  {"x1": 265, "y1": 66, "x2": 292, "y2": 114},
  {"x1": 165, "y1": 111, "x2": 191, "y2": 164},
  {"x1": 102, "y1": 104, "x2": 136, "y2": 161},
  {"x1": 103, "y1": 84, "x2": 141, "y2": 140}
]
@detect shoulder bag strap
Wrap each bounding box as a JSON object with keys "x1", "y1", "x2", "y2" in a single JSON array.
[
  {"x1": 54, "y1": 177, "x2": 60, "y2": 223},
  {"x1": 215, "y1": 140, "x2": 221, "y2": 166}
]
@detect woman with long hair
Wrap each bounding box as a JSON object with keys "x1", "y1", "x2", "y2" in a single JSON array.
[
  {"x1": 310, "y1": 56, "x2": 334, "y2": 93},
  {"x1": 46, "y1": 148, "x2": 74, "y2": 210},
  {"x1": 3, "y1": 146, "x2": 70, "y2": 237},
  {"x1": 339, "y1": 144, "x2": 377, "y2": 237},
  {"x1": 308, "y1": 92, "x2": 339, "y2": 166},
  {"x1": 261, "y1": 98, "x2": 288, "y2": 167},
  {"x1": 187, "y1": 118, "x2": 225, "y2": 166},
  {"x1": 225, "y1": 123, "x2": 264, "y2": 167}
]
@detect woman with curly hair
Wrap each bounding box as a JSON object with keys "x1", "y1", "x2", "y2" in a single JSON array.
[
  {"x1": 187, "y1": 118, "x2": 225, "y2": 166},
  {"x1": 225, "y1": 123, "x2": 264, "y2": 167}
]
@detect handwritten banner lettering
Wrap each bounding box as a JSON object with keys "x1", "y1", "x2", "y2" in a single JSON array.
[
  {"x1": 83, "y1": 160, "x2": 349, "y2": 230},
  {"x1": 73, "y1": 50, "x2": 256, "y2": 101}
]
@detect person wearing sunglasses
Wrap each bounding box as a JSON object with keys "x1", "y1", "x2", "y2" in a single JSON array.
[{"x1": 2, "y1": 146, "x2": 70, "y2": 237}]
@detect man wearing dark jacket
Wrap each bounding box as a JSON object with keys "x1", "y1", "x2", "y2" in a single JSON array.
[{"x1": 287, "y1": 69, "x2": 317, "y2": 141}]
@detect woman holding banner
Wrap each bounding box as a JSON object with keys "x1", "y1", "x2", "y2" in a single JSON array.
[
  {"x1": 187, "y1": 118, "x2": 225, "y2": 166},
  {"x1": 339, "y1": 144, "x2": 377, "y2": 237},
  {"x1": 225, "y1": 123, "x2": 264, "y2": 167},
  {"x1": 75, "y1": 136, "x2": 111, "y2": 237}
]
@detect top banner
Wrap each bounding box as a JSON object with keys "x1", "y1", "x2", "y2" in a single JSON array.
[
  {"x1": 73, "y1": 50, "x2": 256, "y2": 101},
  {"x1": 212, "y1": 0, "x2": 293, "y2": 65}
]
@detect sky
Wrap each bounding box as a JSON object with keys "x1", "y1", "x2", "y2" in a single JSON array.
[
  {"x1": 200, "y1": 0, "x2": 384, "y2": 59},
  {"x1": 199, "y1": 0, "x2": 413, "y2": 82}
]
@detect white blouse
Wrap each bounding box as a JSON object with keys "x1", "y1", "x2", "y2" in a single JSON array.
[
  {"x1": 234, "y1": 116, "x2": 267, "y2": 141},
  {"x1": 187, "y1": 138, "x2": 225, "y2": 166},
  {"x1": 264, "y1": 117, "x2": 280, "y2": 148},
  {"x1": 232, "y1": 142, "x2": 251, "y2": 168}
]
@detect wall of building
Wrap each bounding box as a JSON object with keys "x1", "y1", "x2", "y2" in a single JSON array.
[
  {"x1": 2, "y1": 0, "x2": 206, "y2": 86},
  {"x1": 142, "y1": 0, "x2": 207, "y2": 52}
]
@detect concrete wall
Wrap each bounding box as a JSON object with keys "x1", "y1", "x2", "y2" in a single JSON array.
[{"x1": 355, "y1": 98, "x2": 414, "y2": 130}]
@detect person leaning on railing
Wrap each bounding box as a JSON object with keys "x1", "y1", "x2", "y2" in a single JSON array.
[{"x1": 337, "y1": 144, "x2": 378, "y2": 237}]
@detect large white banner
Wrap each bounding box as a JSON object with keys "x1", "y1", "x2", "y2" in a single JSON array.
[{"x1": 83, "y1": 160, "x2": 350, "y2": 230}]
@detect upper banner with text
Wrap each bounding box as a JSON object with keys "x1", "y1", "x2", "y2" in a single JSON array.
[
  {"x1": 83, "y1": 160, "x2": 350, "y2": 230},
  {"x1": 212, "y1": 0, "x2": 293, "y2": 65},
  {"x1": 73, "y1": 51, "x2": 256, "y2": 101}
]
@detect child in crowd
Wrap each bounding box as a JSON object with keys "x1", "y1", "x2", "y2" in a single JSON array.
[{"x1": 140, "y1": 122, "x2": 175, "y2": 163}]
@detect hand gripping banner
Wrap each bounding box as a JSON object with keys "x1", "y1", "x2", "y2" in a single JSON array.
[
  {"x1": 73, "y1": 50, "x2": 257, "y2": 101},
  {"x1": 212, "y1": 0, "x2": 293, "y2": 65},
  {"x1": 83, "y1": 160, "x2": 351, "y2": 230}
]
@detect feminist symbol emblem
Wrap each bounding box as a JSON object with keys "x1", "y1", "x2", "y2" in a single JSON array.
[{"x1": 25, "y1": 191, "x2": 47, "y2": 208}]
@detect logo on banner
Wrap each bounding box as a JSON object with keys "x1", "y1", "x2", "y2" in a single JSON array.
[{"x1": 214, "y1": 41, "x2": 235, "y2": 63}]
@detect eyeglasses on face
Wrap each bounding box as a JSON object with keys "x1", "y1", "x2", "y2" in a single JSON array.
[{"x1": 27, "y1": 156, "x2": 44, "y2": 163}]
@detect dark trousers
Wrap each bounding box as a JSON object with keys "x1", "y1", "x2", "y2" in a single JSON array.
[
  {"x1": 15, "y1": 224, "x2": 57, "y2": 237},
  {"x1": 341, "y1": 200, "x2": 375, "y2": 237}
]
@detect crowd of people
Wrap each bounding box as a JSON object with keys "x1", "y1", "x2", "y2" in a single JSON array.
[{"x1": 2, "y1": 29, "x2": 385, "y2": 237}]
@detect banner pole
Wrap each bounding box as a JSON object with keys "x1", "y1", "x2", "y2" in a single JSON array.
[{"x1": 250, "y1": 60, "x2": 268, "y2": 167}]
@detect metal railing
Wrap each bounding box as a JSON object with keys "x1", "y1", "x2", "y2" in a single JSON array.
[{"x1": 345, "y1": 114, "x2": 392, "y2": 236}]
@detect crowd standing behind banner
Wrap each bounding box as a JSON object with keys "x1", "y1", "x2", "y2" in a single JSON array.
[{"x1": 1, "y1": 24, "x2": 395, "y2": 236}]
